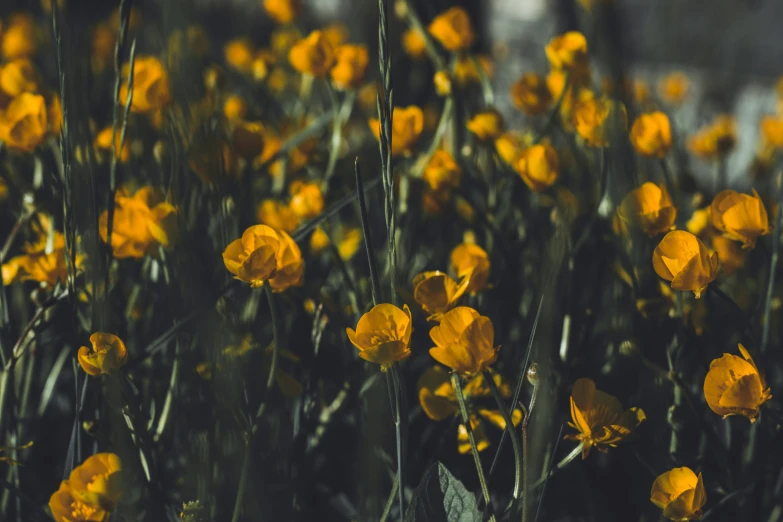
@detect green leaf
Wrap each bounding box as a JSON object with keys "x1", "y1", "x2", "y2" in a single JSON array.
[{"x1": 404, "y1": 462, "x2": 481, "y2": 522}]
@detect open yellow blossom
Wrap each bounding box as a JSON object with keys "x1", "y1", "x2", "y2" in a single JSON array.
[
  {"x1": 99, "y1": 187, "x2": 177, "y2": 259},
  {"x1": 67, "y1": 453, "x2": 123, "y2": 510},
  {"x1": 704, "y1": 344, "x2": 771, "y2": 422},
  {"x1": 288, "y1": 30, "x2": 335, "y2": 78},
  {"x1": 545, "y1": 31, "x2": 589, "y2": 77},
  {"x1": 466, "y1": 109, "x2": 504, "y2": 141},
  {"x1": 423, "y1": 150, "x2": 461, "y2": 192},
  {"x1": 49, "y1": 480, "x2": 107, "y2": 522},
  {"x1": 330, "y1": 44, "x2": 369, "y2": 90},
  {"x1": 369, "y1": 105, "x2": 424, "y2": 156},
  {"x1": 120, "y1": 56, "x2": 171, "y2": 113},
  {"x1": 402, "y1": 28, "x2": 427, "y2": 60},
  {"x1": 428, "y1": 7, "x2": 475, "y2": 52},
  {"x1": 450, "y1": 242, "x2": 490, "y2": 294},
  {"x1": 289, "y1": 180, "x2": 324, "y2": 220},
  {"x1": 510, "y1": 72, "x2": 552, "y2": 116},
  {"x1": 267, "y1": 230, "x2": 305, "y2": 292},
  {"x1": 630, "y1": 112, "x2": 672, "y2": 158},
  {"x1": 1, "y1": 14, "x2": 38, "y2": 60},
  {"x1": 653, "y1": 230, "x2": 720, "y2": 298},
  {"x1": 710, "y1": 189, "x2": 770, "y2": 249},
  {"x1": 413, "y1": 271, "x2": 470, "y2": 322},
  {"x1": 565, "y1": 377, "x2": 646, "y2": 459},
  {"x1": 651, "y1": 467, "x2": 706, "y2": 521},
  {"x1": 429, "y1": 307, "x2": 498, "y2": 377},
  {"x1": 346, "y1": 303, "x2": 413, "y2": 371},
  {"x1": 0, "y1": 92, "x2": 47, "y2": 152},
  {"x1": 0, "y1": 58, "x2": 38, "y2": 97},
  {"x1": 223, "y1": 224, "x2": 304, "y2": 291},
  {"x1": 256, "y1": 199, "x2": 299, "y2": 233},
  {"x1": 515, "y1": 143, "x2": 559, "y2": 193},
  {"x1": 616, "y1": 182, "x2": 676, "y2": 236},
  {"x1": 687, "y1": 115, "x2": 737, "y2": 160},
  {"x1": 574, "y1": 96, "x2": 627, "y2": 147},
  {"x1": 78, "y1": 333, "x2": 128, "y2": 376},
  {"x1": 264, "y1": 0, "x2": 299, "y2": 24},
  {"x1": 658, "y1": 72, "x2": 689, "y2": 105}
]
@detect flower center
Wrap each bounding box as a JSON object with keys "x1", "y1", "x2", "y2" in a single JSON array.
[{"x1": 71, "y1": 499, "x2": 99, "y2": 519}]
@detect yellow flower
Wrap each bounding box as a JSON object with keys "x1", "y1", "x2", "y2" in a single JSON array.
[
  {"x1": 289, "y1": 180, "x2": 324, "y2": 220},
  {"x1": 222, "y1": 225, "x2": 304, "y2": 291},
  {"x1": 256, "y1": 199, "x2": 299, "y2": 233},
  {"x1": 574, "y1": 96, "x2": 627, "y2": 147},
  {"x1": 94, "y1": 126, "x2": 130, "y2": 163},
  {"x1": 413, "y1": 271, "x2": 470, "y2": 322},
  {"x1": 433, "y1": 70, "x2": 452, "y2": 97},
  {"x1": 652, "y1": 230, "x2": 720, "y2": 298},
  {"x1": 546, "y1": 69, "x2": 594, "y2": 129},
  {"x1": 711, "y1": 235, "x2": 744, "y2": 276},
  {"x1": 369, "y1": 105, "x2": 424, "y2": 156},
  {"x1": 288, "y1": 30, "x2": 335, "y2": 78},
  {"x1": 402, "y1": 28, "x2": 427, "y2": 60},
  {"x1": 760, "y1": 116, "x2": 783, "y2": 149},
  {"x1": 1, "y1": 14, "x2": 38, "y2": 60},
  {"x1": 346, "y1": 303, "x2": 413, "y2": 371},
  {"x1": 687, "y1": 115, "x2": 737, "y2": 160},
  {"x1": 322, "y1": 24, "x2": 349, "y2": 49},
  {"x1": 0, "y1": 58, "x2": 38, "y2": 97},
  {"x1": 453, "y1": 55, "x2": 493, "y2": 86},
  {"x1": 494, "y1": 132, "x2": 527, "y2": 166},
  {"x1": 651, "y1": 467, "x2": 706, "y2": 521},
  {"x1": 428, "y1": 7, "x2": 475, "y2": 52},
  {"x1": 565, "y1": 377, "x2": 646, "y2": 459},
  {"x1": 67, "y1": 453, "x2": 123, "y2": 509},
  {"x1": 119, "y1": 56, "x2": 171, "y2": 113},
  {"x1": 630, "y1": 112, "x2": 672, "y2": 158},
  {"x1": 510, "y1": 72, "x2": 552, "y2": 116},
  {"x1": 223, "y1": 95, "x2": 247, "y2": 121},
  {"x1": 658, "y1": 72, "x2": 689, "y2": 105},
  {"x1": 710, "y1": 189, "x2": 770, "y2": 249},
  {"x1": 616, "y1": 182, "x2": 677, "y2": 236},
  {"x1": 0, "y1": 92, "x2": 48, "y2": 152},
  {"x1": 515, "y1": 143, "x2": 559, "y2": 193},
  {"x1": 429, "y1": 306, "x2": 497, "y2": 377},
  {"x1": 545, "y1": 31, "x2": 589, "y2": 76},
  {"x1": 466, "y1": 109, "x2": 504, "y2": 141},
  {"x1": 423, "y1": 150, "x2": 461, "y2": 192},
  {"x1": 703, "y1": 344, "x2": 771, "y2": 422},
  {"x1": 49, "y1": 480, "x2": 107, "y2": 521},
  {"x1": 99, "y1": 187, "x2": 177, "y2": 259},
  {"x1": 263, "y1": 0, "x2": 299, "y2": 24},
  {"x1": 330, "y1": 44, "x2": 369, "y2": 90},
  {"x1": 77, "y1": 333, "x2": 128, "y2": 376},
  {"x1": 224, "y1": 38, "x2": 254, "y2": 73},
  {"x1": 450, "y1": 242, "x2": 490, "y2": 294},
  {"x1": 231, "y1": 120, "x2": 266, "y2": 159},
  {"x1": 686, "y1": 208, "x2": 711, "y2": 237}
]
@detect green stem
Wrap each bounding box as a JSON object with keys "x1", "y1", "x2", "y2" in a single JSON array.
[
  {"x1": 390, "y1": 365, "x2": 406, "y2": 518},
  {"x1": 379, "y1": 472, "x2": 400, "y2": 522},
  {"x1": 530, "y1": 442, "x2": 583, "y2": 489},
  {"x1": 482, "y1": 371, "x2": 522, "y2": 501},
  {"x1": 534, "y1": 73, "x2": 570, "y2": 144},
  {"x1": 253, "y1": 283, "x2": 280, "y2": 433}
]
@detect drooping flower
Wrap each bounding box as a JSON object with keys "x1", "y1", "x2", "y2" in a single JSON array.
[
  {"x1": 710, "y1": 189, "x2": 770, "y2": 249},
  {"x1": 0, "y1": 92, "x2": 48, "y2": 152},
  {"x1": 78, "y1": 333, "x2": 128, "y2": 376},
  {"x1": 413, "y1": 271, "x2": 470, "y2": 322},
  {"x1": 652, "y1": 230, "x2": 720, "y2": 298},
  {"x1": 223, "y1": 224, "x2": 304, "y2": 291},
  {"x1": 687, "y1": 115, "x2": 737, "y2": 160},
  {"x1": 288, "y1": 180, "x2": 324, "y2": 220},
  {"x1": 658, "y1": 72, "x2": 689, "y2": 105},
  {"x1": 616, "y1": 182, "x2": 677, "y2": 236},
  {"x1": 466, "y1": 109, "x2": 504, "y2": 141},
  {"x1": 288, "y1": 30, "x2": 335, "y2": 78},
  {"x1": 330, "y1": 44, "x2": 369, "y2": 90},
  {"x1": 650, "y1": 467, "x2": 706, "y2": 521},
  {"x1": 565, "y1": 377, "x2": 646, "y2": 459},
  {"x1": 573, "y1": 96, "x2": 627, "y2": 147},
  {"x1": 264, "y1": 0, "x2": 299, "y2": 24},
  {"x1": 428, "y1": 7, "x2": 475, "y2": 52},
  {"x1": 450, "y1": 242, "x2": 490, "y2": 294},
  {"x1": 346, "y1": 303, "x2": 413, "y2": 371},
  {"x1": 703, "y1": 344, "x2": 771, "y2": 422},
  {"x1": 429, "y1": 306, "x2": 498, "y2": 378},
  {"x1": 630, "y1": 112, "x2": 672, "y2": 158},
  {"x1": 423, "y1": 150, "x2": 461, "y2": 192},
  {"x1": 369, "y1": 105, "x2": 424, "y2": 156},
  {"x1": 119, "y1": 56, "x2": 171, "y2": 113},
  {"x1": 510, "y1": 72, "x2": 552, "y2": 116},
  {"x1": 545, "y1": 31, "x2": 589, "y2": 77},
  {"x1": 99, "y1": 187, "x2": 177, "y2": 259},
  {"x1": 515, "y1": 143, "x2": 559, "y2": 193}
]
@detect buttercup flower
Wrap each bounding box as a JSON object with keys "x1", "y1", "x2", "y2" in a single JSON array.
[
  {"x1": 704, "y1": 344, "x2": 771, "y2": 422},
  {"x1": 423, "y1": 150, "x2": 461, "y2": 192},
  {"x1": 453, "y1": 55, "x2": 493, "y2": 86},
  {"x1": 99, "y1": 187, "x2": 177, "y2": 259},
  {"x1": 1, "y1": 14, "x2": 38, "y2": 60},
  {"x1": 428, "y1": 7, "x2": 475, "y2": 52},
  {"x1": 450, "y1": 242, "x2": 490, "y2": 294},
  {"x1": 510, "y1": 72, "x2": 552, "y2": 116},
  {"x1": 402, "y1": 29, "x2": 427, "y2": 60},
  {"x1": 650, "y1": 467, "x2": 706, "y2": 521},
  {"x1": 565, "y1": 377, "x2": 646, "y2": 459},
  {"x1": 574, "y1": 96, "x2": 627, "y2": 147},
  {"x1": 710, "y1": 189, "x2": 770, "y2": 249},
  {"x1": 546, "y1": 69, "x2": 594, "y2": 129},
  {"x1": 545, "y1": 31, "x2": 589, "y2": 76},
  {"x1": 346, "y1": 303, "x2": 413, "y2": 371},
  {"x1": 413, "y1": 271, "x2": 470, "y2": 322},
  {"x1": 494, "y1": 132, "x2": 527, "y2": 166},
  {"x1": 616, "y1": 182, "x2": 677, "y2": 236},
  {"x1": 761, "y1": 116, "x2": 783, "y2": 149},
  {"x1": 429, "y1": 306, "x2": 498, "y2": 377},
  {"x1": 256, "y1": 199, "x2": 299, "y2": 233},
  {"x1": 652, "y1": 230, "x2": 720, "y2": 298},
  {"x1": 49, "y1": 480, "x2": 108, "y2": 522},
  {"x1": 120, "y1": 56, "x2": 171, "y2": 113},
  {"x1": 288, "y1": 30, "x2": 335, "y2": 78},
  {"x1": 264, "y1": 0, "x2": 299, "y2": 24},
  {"x1": 515, "y1": 143, "x2": 559, "y2": 193},
  {"x1": 330, "y1": 44, "x2": 369, "y2": 90},
  {"x1": 630, "y1": 112, "x2": 672, "y2": 158},
  {"x1": 0, "y1": 92, "x2": 48, "y2": 152},
  {"x1": 94, "y1": 126, "x2": 130, "y2": 163},
  {"x1": 433, "y1": 71, "x2": 452, "y2": 97},
  {"x1": 224, "y1": 38, "x2": 254, "y2": 73},
  {"x1": 322, "y1": 24, "x2": 349, "y2": 49},
  {"x1": 466, "y1": 109, "x2": 504, "y2": 141},
  {"x1": 687, "y1": 115, "x2": 737, "y2": 160},
  {"x1": 289, "y1": 180, "x2": 324, "y2": 220},
  {"x1": 658, "y1": 72, "x2": 689, "y2": 105},
  {"x1": 223, "y1": 95, "x2": 248, "y2": 121},
  {"x1": 711, "y1": 235, "x2": 745, "y2": 276},
  {"x1": 0, "y1": 58, "x2": 39, "y2": 97},
  {"x1": 222, "y1": 224, "x2": 304, "y2": 291},
  {"x1": 686, "y1": 208, "x2": 711, "y2": 237},
  {"x1": 77, "y1": 333, "x2": 128, "y2": 377},
  {"x1": 67, "y1": 453, "x2": 123, "y2": 510},
  {"x1": 369, "y1": 105, "x2": 424, "y2": 156}
]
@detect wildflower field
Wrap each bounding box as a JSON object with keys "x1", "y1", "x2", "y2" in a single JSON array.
[{"x1": 1, "y1": 0, "x2": 782, "y2": 520}]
